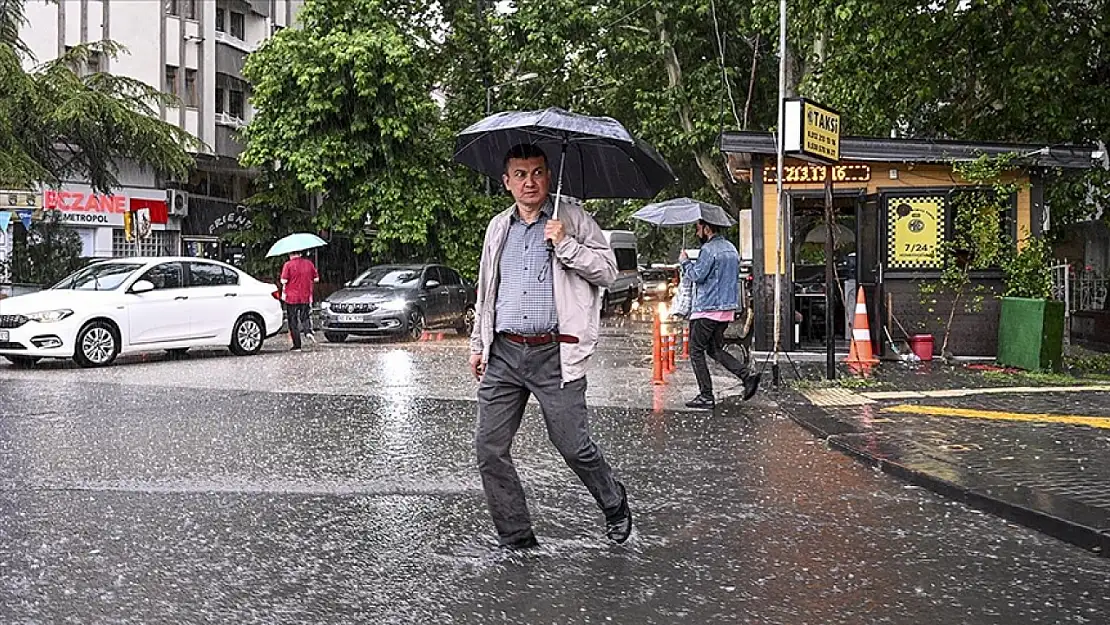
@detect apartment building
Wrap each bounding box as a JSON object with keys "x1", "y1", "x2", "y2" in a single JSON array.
[{"x1": 13, "y1": 0, "x2": 302, "y2": 263}]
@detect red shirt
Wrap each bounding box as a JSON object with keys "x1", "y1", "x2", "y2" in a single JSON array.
[{"x1": 281, "y1": 257, "x2": 318, "y2": 304}]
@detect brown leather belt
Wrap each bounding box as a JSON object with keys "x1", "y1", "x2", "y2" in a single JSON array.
[{"x1": 500, "y1": 332, "x2": 580, "y2": 346}]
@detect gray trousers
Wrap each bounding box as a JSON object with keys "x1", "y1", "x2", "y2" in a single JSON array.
[{"x1": 476, "y1": 335, "x2": 622, "y2": 545}]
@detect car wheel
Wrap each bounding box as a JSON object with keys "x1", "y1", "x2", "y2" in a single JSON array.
[
  {"x1": 406, "y1": 309, "x2": 426, "y2": 341},
  {"x1": 457, "y1": 306, "x2": 475, "y2": 335},
  {"x1": 230, "y1": 314, "x2": 265, "y2": 356},
  {"x1": 600, "y1": 293, "x2": 611, "y2": 318},
  {"x1": 73, "y1": 321, "x2": 119, "y2": 368},
  {"x1": 620, "y1": 297, "x2": 634, "y2": 315},
  {"x1": 324, "y1": 332, "x2": 348, "y2": 343},
  {"x1": 4, "y1": 356, "x2": 40, "y2": 369}
]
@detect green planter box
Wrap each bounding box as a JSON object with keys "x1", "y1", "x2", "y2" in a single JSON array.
[{"x1": 997, "y1": 297, "x2": 1065, "y2": 372}]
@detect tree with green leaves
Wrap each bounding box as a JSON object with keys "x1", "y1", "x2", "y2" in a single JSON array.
[
  {"x1": 758, "y1": 0, "x2": 1110, "y2": 235},
  {"x1": 0, "y1": 0, "x2": 196, "y2": 193},
  {"x1": 239, "y1": 0, "x2": 498, "y2": 277},
  {"x1": 6, "y1": 210, "x2": 84, "y2": 286}
]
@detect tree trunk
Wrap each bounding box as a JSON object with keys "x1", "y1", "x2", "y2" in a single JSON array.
[{"x1": 656, "y1": 11, "x2": 742, "y2": 213}]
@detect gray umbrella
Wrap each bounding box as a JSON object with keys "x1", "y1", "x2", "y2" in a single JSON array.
[
  {"x1": 454, "y1": 107, "x2": 676, "y2": 217},
  {"x1": 632, "y1": 197, "x2": 736, "y2": 228}
]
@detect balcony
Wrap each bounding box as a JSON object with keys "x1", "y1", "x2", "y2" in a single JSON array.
[
  {"x1": 214, "y1": 30, "x2": 255, "y2": 55},
  {"x1": 216, "y1": 125, "x2": 244, "y2": 159}
]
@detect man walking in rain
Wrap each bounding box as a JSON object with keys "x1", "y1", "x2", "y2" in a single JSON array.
[
  {"x1": 468, "y1": 144, "x2": 632, "y2": 550},
  {"x1": 281, "y1": 251, "x2": 318, "y2": 350},
  {"x1": 680, "y1": 219, "x2": 761, "y2": 409}
]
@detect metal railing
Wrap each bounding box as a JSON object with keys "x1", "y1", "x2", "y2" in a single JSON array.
[{"x1": 1051, "y1": 263, "x2": 1108, "y2": 313}]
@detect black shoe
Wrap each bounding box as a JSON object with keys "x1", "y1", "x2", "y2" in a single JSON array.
[
  {"x1": 289, "y1": 346, "x2": 302, "y2": 351},
  {"x1": 742, "y1": 373, "x2": 762, "y2": 401},
  {"x1": 605, "y1": 482, "x2": 632, "y2": 544},
  {"x1": 499, "y1": 533, "x2": 540, "y2": 551},
  {"x1": 685, "y1": 394, "x2": 715, "y2": 409}
]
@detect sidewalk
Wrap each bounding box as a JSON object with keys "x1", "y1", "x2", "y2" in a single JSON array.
[{"x1": 778, "y1": 359, "x2": 1110, "y2": 556}]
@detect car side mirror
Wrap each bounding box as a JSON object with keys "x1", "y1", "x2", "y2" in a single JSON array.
[
  {"x1": 425, "y1": 280, "x2": 441, "y2": 289},
  {"x1": 131, "y1": 280, "x2": 155, "y2": 294}
]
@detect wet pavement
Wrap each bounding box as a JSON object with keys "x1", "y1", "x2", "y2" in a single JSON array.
[
  {"x1": 784, "y1": 361, "x2": 1110, "y2": 557},
  {"x1": 2, "y1": 327, "x2": 1110, "y2": 623}
]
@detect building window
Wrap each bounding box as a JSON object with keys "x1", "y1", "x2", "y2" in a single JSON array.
[
  {"x1": 184, "y1": 70, "x2": 198, "y2": 107},
  {"x1": 165, "y1": 65, "x2": 179, "y2": 96},
  {"x1": 216, "y1": 8, "x2": 226, "y2": 32},
  {"x1": 88, "y1": 51, "x2": 102, "y2": 74},
  {"x1": 166, "y1": 0, "x2": 196, "y2": 19},
  {"x1": 112, "y1": 230, "x2": 177, "y2": 258},
  {"x1": 230, "y1": 12, "x2": 245, "y2": 39},
  {"x1": 215, "y1": 87, "x2": 225, "y2": 114},
  {"x1": 229, "y1": 89, "x2": 244, "y2": 120}
]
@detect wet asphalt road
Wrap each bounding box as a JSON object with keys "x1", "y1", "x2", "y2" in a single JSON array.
[{"x1": 2, "y1": 344, "x2": 1110, "y2": 624}]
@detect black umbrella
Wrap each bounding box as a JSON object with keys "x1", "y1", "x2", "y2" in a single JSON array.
[{"x1": 454, "y1": 107, "x2": 676, "y2": 218}]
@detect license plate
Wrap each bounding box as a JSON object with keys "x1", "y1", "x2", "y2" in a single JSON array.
[
  {"x1": 0, "y1": 330, "x2": 7, "y2": 342},
  {"x1": 338, "y1": 314, "x2": 363, "y2": 323}
]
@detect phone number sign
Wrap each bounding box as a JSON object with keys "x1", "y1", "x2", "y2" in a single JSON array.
[{"x1": 887, "y1": 196, "x2": 945, "y2": 269}]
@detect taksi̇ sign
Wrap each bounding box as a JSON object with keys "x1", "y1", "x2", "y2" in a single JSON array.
[
  {"x1": 886, "y1": 196, "x2": 945, "y2": 270},
  {"x1": 783, "y1": 98, "x2": 840, "y2": 164}
]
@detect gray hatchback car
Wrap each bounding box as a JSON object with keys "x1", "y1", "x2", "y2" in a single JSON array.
[{"x1": 321, "y1": 264, "x2": 476, "y2": 342}]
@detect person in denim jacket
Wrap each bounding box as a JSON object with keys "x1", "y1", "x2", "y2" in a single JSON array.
[{"x1": 679, "y1": 219, "x2": 761, "y2": 409}]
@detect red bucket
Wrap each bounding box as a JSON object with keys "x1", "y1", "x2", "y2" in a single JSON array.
[{"x1": 909, "y1": 334, "x2": 934, "y2": 361}]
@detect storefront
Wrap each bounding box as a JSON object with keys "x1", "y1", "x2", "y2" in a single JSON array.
[
  {"x1": 181, "y1": 197, "x2": 253, "y2": 267},
  {"x1": 719, "y1": 132, "x2": 1097, "y2": 356}
]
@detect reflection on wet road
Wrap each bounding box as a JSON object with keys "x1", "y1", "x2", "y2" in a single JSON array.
[{"x1": 2, "y1": 371, "x2": 1108, "y2": 623}]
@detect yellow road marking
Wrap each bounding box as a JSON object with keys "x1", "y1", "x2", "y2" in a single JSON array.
[{"x1": 883, "y1": 404, "x2": 1110, "y2": 430}]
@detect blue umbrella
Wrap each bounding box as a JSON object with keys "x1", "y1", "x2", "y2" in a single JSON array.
[
  {"x1": 632, "y1": 198, "x2": 736, "y2": 228},
  {"x1": 266, "y1": 233, "x2": 327, "y2": 258}
]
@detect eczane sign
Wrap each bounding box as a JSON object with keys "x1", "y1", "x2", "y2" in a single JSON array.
[{"x1": 44, "y1": 190, "x2": 128, "y2": 226}]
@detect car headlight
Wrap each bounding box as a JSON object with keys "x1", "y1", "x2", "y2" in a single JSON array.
[
  {"x1": 378, "y1": 298, "x2": 408, "y2": 311},
  {"x1": 320, "y1": 301, "x2": 331, "y2": 310},
  {"x1": 26, "y1": 309, "x2": 74, "y2": 323}
]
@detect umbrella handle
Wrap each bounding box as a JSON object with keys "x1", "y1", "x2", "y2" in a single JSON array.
[
  {"x1": 552, "y1": 138, "x2": 568, "y2": 221},
  {"x1": 547, "y1": 138, "x2": 569, "y2": 253}
]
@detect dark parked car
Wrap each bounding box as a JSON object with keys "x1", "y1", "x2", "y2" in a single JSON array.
[
  {"x1": 639, "y1": 266, "x2": 679, "y2": 302},
  {"x1": 321, "y1": 264, "x2": 476, "y2": 342}
]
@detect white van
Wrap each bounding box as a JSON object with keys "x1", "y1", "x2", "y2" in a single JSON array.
[{"x1": 601, "y1": 230, "x2": 642, "y2": 315}]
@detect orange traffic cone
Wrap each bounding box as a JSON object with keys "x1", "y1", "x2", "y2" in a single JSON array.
[
  {"x1": 668, "y1": 331, "x2": 677, "y2": 371},
  {"x1": 845, "y1": 287, "x2": 879, "y2": 372},
  {"x1": 680, "y1": 326, "x2": 690, "y2": 360},
  {"x1": 652, "y1": 314, "x2": 665, "y2": 385}
]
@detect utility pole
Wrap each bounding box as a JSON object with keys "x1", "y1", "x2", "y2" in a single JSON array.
[{"x1": 772, "y1": 0, "x2": 787, "y2": 386}]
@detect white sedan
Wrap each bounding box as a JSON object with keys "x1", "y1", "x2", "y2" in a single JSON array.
[{"x1": 0, "y1": 257, "x2": 284, "y2": 368}]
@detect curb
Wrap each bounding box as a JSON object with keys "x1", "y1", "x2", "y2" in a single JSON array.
[{"x1": 782, "y1": 391, "x2": 1110, "y2": 557}]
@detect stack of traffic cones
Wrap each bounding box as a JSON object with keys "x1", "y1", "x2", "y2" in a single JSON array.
[
  {"x1": 845, "y1": 287, "x2": 879, "y2": 374},
  {"x1": 652, "y1": 314, "x2": 665, "y2": 385}
]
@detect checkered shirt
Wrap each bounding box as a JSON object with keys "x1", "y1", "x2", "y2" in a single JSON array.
[{"x1": 495, "y1": 203, "x2": 558, "y2": 335}]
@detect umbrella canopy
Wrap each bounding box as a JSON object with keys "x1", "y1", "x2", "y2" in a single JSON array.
[
  {"x1": 266, "y1": 233, "x2": 327, "y2": 258},
  {"x1": 632, "y1": 197, "x2": 736, "y2": 228},
  {"x1": 803, "y1": 222, "x2": 854, "y2": 248},
  {"x1": 453, "y1": 107, "x2": 676, "y2": 200}
]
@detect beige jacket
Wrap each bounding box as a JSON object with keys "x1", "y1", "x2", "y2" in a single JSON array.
[{"x1": 470, "y1": 198, "x2": 617, "y2": 383}]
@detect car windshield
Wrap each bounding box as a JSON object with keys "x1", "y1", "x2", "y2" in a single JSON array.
[
  {"x1": 642, "y1": 270, "x2": 668, "y2": 281},
  {"x1": 351, "y1": 267, "x2": 422, "y2": 288},
  {"x1": 51, "y1": 262, "x2": 144, "y2": 291}
]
